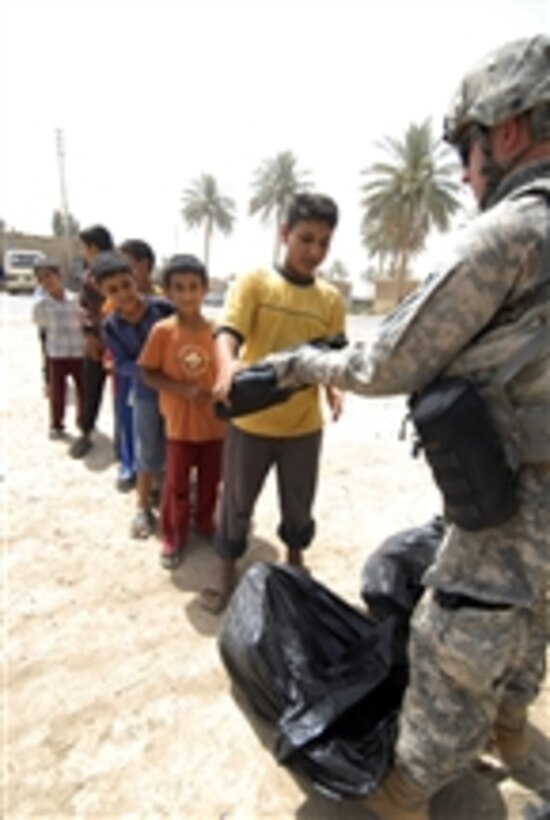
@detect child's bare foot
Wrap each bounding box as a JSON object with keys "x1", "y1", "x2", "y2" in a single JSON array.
[{"x1": 200, "y1": 559, "x2": 236, "y2": 614}]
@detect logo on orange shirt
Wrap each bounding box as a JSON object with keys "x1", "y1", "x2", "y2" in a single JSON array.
[{"x1": 177, "y1": 345, "x2": 208, "y2": 375}]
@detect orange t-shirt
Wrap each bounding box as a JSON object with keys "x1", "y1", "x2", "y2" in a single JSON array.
[{"x1": 138, "y1": 316, "x2": 226, "y2": 443}]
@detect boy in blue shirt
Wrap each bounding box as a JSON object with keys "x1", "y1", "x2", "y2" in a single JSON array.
[{"x1": 92, "y1": 251, "x2": 174, "y2": 537}]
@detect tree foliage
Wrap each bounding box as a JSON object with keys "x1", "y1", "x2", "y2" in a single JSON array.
[
  {"x1": 361, "y1": 120, "x2": 461, "y2": 294},
  {"x1": 249, "y1": 151, "x2": 312, "y2": 263},
  {"x1": 52, "y1": 210, "x2": 80, "y2": 237},
  {"x1": 181, "y1": 174, "x2": 236, "y2": 269}
]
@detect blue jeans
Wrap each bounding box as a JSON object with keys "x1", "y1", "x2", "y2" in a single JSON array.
[
  {"x1": 134, "y1": 396, "x2": 165, "y2": 473},
  {"x1": 113, "y1": 373, "x2": 135, "y2": 480}
]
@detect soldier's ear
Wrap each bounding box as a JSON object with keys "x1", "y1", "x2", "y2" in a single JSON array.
[{"x1": 493, "y1": 116, "x2": 530, "y2": 161}]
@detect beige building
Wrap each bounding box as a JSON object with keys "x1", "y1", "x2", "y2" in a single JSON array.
[{"x1": 1, "y1": 230, "x2": 79, "y2": 276}]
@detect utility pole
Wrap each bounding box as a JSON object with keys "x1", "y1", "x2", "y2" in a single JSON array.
[{"x1": 55, "y1": 128, "x2": 73, "y2": 280}]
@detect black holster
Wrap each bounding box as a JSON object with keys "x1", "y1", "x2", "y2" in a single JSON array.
[{"x1": 409, "y1": 378, "x2": 518, "y2": 531}]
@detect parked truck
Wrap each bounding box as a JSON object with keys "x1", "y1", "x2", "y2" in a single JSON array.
[{"x1": 3, "y1": 248, "x2": 45, "y2": 293}]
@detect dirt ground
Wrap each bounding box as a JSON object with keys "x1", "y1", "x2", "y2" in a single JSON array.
[{"x1": 2, "y1": 298, "x2": 548, "y2": 818}]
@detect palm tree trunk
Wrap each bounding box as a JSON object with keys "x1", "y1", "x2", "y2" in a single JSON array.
[
  {"x1": 204, "y1": 215, "x2": 212, "y2": 270},
  {"x1": 396, "y1": 250, "x2": 409, "y2": 302},
  {"x1": 272, "y1": 205, "x2": 282, "y2": 266}
]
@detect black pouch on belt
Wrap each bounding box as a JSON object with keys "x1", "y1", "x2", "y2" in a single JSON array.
[{"x1": 409, "y1": 377, "x2": 518, "y2": 531}]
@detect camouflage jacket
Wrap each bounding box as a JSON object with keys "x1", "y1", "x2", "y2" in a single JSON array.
[
  {"x1": 265, "y1": 158, "x2": 550, "y2": 605},
  {"x1": 269, "y1": 159, "x2": 550, "y2": 464}
]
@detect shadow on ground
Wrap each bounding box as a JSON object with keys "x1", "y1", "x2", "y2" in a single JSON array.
[
  {"x1": 169, "y1": 534, "x2": 280, "y2": 637},
  {"x1": 79, "y1": 431, "x2": 116, "y2": 473}
]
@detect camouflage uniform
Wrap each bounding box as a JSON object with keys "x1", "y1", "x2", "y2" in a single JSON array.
[{"x1": 264, "y1": 37, "x2": 550, "y2": 794}]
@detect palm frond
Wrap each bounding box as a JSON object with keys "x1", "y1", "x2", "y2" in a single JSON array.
[
  {"x1": 360, "y1": 120, "x2": 463, "y2": 271},
  {"x1": 181, "y1": 173, "x2": 236, "y2": 234},
  {"x1": 249, "y1": 151, "x2": 312, "y2": 222}
]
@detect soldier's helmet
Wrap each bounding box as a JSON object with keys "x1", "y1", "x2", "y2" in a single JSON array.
[{"x1": 444, "y1": 35, "x2": 550, "y2": 144}]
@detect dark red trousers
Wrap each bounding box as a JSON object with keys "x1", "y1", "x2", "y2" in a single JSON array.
[
  {"x1": 161, "y1": 439, "x2": 223, "y2": 552},
  {"x1": 48, "y1": 357, "x2": 84, "y2": 431}
]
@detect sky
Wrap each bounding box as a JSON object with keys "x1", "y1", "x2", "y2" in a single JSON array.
[{"x1": 1, "y1": 0, "x2": 549, "y2": 290}]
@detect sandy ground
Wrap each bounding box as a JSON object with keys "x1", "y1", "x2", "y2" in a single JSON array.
[{"x1": 2, "y1": 296, "x2": 548, "y2": 819}]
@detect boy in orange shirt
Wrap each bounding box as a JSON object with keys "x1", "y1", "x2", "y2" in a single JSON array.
[{"x1": 139, "y1": 255, "x2": 225, "y2": 569}]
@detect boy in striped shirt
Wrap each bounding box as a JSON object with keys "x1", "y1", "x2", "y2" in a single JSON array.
[{"x1": 32, "y1": 260, "x2": 85, "y2": 439}]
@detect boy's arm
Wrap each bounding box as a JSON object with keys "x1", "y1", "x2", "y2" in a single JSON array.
[
  {"x1": 139, "y1": 367, "x2": 210, "y2": 402},
  {"x1": 323, "y1": 291, "x2": 346, "y2": 420},
  {"x1": 325, "y1": 385, "x2": 344, "y2": 421},
  {"x1": 102, "y1": 321, "x2": 138, "y2": 379},
  {"x1": 80, "y1": 271, "x2": 106, "y2": 361},
  {"x1": 32, "y1": 300, "x2": 45, "y2": 327},
  {"x1": 213, "y1": 330, "x2": 244, "y2": 401}
]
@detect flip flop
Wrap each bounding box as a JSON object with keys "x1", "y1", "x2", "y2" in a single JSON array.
[
  {"x1": 70, "y1": 435, "x2": 92, "y2": 459},
  {"x1": 130, "y1": 509, "x2": 156, "y2": 539},
  {"x1": 159, "y1": 549, "x2": 183, "y2": 570}
]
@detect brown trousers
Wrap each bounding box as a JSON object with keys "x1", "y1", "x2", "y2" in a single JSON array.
[
  {"x1": 48, "y1": 357, "x2": 84, "y2": 431},
  {"x1": 214, "y1": 424, "x2": 322, "y2": 560}
]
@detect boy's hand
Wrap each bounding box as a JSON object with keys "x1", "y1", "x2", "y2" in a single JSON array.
[
  {"x1": 325, "y1": 386, "x2": 343, "y2": 421},
  {"x1": 175, "y1": 383, "x2": 212, "y2": 404},
  {"x1": 85, "y1": 334, "x2": 103, "y2": 361},
  {"x1": 213, "y1": 360, "x2": 245, "y2": 403},
  {"x1": 191, "y1": 386, "x2": 212, "y2": 405}
]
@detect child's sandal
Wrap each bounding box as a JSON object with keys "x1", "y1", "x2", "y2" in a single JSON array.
[{"x1": 130, "y1": 509, "x2": 155, "y2": 539}]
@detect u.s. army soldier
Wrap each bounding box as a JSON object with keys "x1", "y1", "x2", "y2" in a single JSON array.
[{"x1": 259, "y1": 35, "x2": 550, "y2": 819}]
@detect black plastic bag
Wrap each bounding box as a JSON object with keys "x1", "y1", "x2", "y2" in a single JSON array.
[
  {"x1": 218, "y1": 562, "x2": 405, "y2": 799},
  {"x1": 360, "y1": 516, "x2": 445, "y2": 623}
]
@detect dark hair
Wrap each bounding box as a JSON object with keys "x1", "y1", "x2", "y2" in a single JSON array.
[
  {"x1": 285, "y1": 193, "x2": 339, "y2": 230},
  {"x1": 79, "y1": 224, "x2": 114, "y2": 252},
  {"x1": 91, "y1": 251, "x2": 132, "y2": 284},
  {"x1": 119, "y1": 239, "x2": 156, "y2": 271},
  {"x1": 162, "y1": 254, "x2": 208, "y2": 289},
  {"x1": 34, "y1": 258, "x2": 60, "y2": 273}
]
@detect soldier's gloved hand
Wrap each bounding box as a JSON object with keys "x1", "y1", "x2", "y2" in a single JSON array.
[
  {"x1": 262, "y1": 333, "x2": 348, "y2": 389},
  {"x1": 263, "y1": 338, "x2": 374, "y2": 394},
  {"x1": 262, "y1": 334, "x2": 349, "y2": 389},
  {"x1": 261, "y1": 346, "x2": 322, "y2": 388}
]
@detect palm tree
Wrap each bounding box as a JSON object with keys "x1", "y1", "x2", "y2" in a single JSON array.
[
  {"x1": 52, "y1": 210, "x2": 80, "y2": 237},
  {"x1": 361, "y1": 120, "x2": 461, "y2": 299},
  {"x1": 181, "y1": 174, "x2": 236, "y2": 269},
  {"x1": 360, "y1": 211, "x2": 399, "y2": 280},
  {"x1": 249, "y1": 151, "x2": 312, "y2": 264}
]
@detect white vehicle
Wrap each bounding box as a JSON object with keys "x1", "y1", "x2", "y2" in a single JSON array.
[{"x1": 3, "y1": 249, "x2": 46, "y2": 293}]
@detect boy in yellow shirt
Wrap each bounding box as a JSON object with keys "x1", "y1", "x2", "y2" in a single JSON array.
[{"x1": 201, "y1": 192, "x2": 345, "y2": 613}]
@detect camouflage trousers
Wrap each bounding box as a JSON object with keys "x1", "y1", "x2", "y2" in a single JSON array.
[{"x1": 395, "y1": 587, "x2": 547, "y2": 792}]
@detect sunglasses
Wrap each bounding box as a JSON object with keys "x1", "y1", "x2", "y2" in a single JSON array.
[{"x1": 456, "y1": 125, "x2": 486, "y2": 169}]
